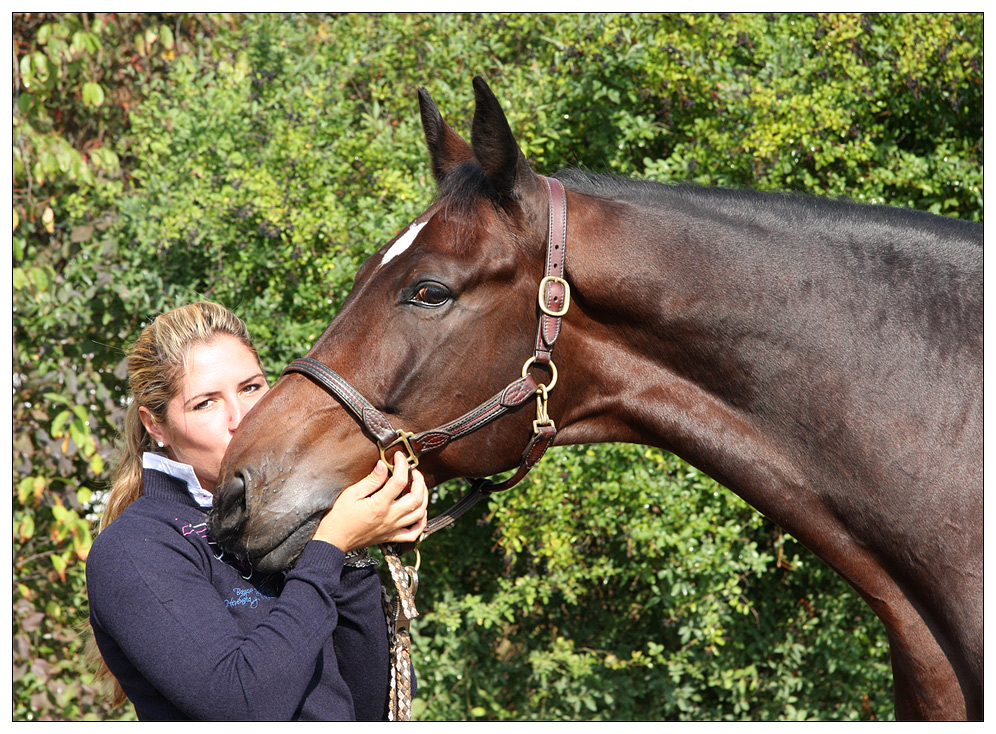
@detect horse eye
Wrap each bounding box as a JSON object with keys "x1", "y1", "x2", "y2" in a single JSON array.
[{"x1": 410, "y1": 282, "x2": 451, "y2": 307}]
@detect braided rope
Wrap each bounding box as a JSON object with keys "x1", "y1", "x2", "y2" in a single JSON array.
[{"x1": 380, "y1": 544, "x2": 419, "y2": 721}]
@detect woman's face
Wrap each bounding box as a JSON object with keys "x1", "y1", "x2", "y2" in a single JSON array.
[{"x1": 146, "y1": 334, "x2": 269, "y2": 491}]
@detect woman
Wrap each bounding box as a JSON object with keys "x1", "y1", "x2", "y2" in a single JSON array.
[{"x1": 86, "y1": 302, "x2": 428, "y2": 720}]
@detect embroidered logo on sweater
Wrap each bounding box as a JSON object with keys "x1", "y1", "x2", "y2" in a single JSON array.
[
  {"x1": 181, "y1": 521, "x2": 209, "y2": 538},
  {"x1": 225, "y1": 587, "x2": 274, "y2": 609},
  {"x1": 177, "y1": 518, "x2": 258, "y2": 580}
]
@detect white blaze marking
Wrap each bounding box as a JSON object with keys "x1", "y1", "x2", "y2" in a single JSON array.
[{"x1": 380, "y1": 221, "x2": 427, "y2": 268}]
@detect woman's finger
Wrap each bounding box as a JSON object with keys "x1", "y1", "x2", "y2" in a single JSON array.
[
  {"x1": 392, "y1": 470, "x2": 428, "y2": 529},
  {"x1": 339, "y1": 459, "x2": 389, "y2": 500},
  {"x1": 392, "y1": 513, "x2": 428, "y2": 544},
  {"x1": 379, "y1": 451, "x2": 412, "y2": 501}
]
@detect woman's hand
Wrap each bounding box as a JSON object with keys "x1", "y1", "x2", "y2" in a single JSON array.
[{"x1": 312, "y1": 451, "x2": 429, "y2": 553}]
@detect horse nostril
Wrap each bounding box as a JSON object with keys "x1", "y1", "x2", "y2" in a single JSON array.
[{"x1": 209, "y1": 470, "x2": 250, "y2": 547}]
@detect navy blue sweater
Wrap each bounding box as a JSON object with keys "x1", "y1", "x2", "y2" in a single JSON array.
[{"x1": 86, "y1": 469, "x2": 391, "y2": 720}]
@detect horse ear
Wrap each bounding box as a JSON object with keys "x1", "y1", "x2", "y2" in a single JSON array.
[
  {"x1": 470, "y1": 76, "x2": 543, "y2": 205},
  {"x1": 418, "y1": 87, "x2": 474, "y2": 184}
]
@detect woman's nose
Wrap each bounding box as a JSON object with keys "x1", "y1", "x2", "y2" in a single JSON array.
[{"x1": 228, "y1": 401, "x2": 245, "y2": 432}]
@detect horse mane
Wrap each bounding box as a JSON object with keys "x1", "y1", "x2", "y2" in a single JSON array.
[
  {"x1": 431, "y1": 165, "x2": 979, "y2": 264},
  {"x1": 553, "y1": 168, "x2": 981, "y2": 249}
]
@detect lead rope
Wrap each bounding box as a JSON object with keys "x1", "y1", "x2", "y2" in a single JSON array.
[{"x1": 380, "y1": 543, "x2": 420, "y2": 721}]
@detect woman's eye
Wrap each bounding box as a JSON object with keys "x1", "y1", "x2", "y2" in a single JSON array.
[{"x1": 410, "y1": 282, "x2": 451, "y2": 307}]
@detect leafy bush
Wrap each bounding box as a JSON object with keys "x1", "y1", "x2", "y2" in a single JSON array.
[
  {"x1": 13, "y1": 12, "x2": 981, "y2": 721},
  {"x1": 12, "y1": 13, "x2": 234, "y2": 720}
]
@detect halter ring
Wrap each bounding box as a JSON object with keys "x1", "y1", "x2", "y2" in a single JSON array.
[{"x1": 521, "y1": 356, "x2": 558, "y2": 393}]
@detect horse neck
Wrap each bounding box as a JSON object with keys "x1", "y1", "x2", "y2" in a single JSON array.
[
  {"x1": 553, "y1": 183, "x2": 978, "y2": 495},
  {"x1": 549, "y1": 183, "x2": 983, "y2": 694},
  {"x1": 559, "y1": 189, "x2": 817, "y2": 439}
]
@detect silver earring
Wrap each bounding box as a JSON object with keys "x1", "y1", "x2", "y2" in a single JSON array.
[{"x1": 157, "y1": 441, "x2": 164, "y2": 448}]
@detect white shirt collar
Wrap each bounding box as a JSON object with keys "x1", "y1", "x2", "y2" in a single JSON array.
[{"x1": 143, "y1": 452, "x2": 214, "y2": 509}]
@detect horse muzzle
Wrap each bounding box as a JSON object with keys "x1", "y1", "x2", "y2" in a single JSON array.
[{"x1": 209, "y1": 466, "x2": 337, "y2": 574}]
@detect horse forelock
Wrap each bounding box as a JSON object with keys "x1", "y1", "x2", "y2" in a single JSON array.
[
  {"x1": 436, "y1": 161, "x2": 500, "y2": 215},
  {"x1": 424, "y1": 162, "x2": 537, "y2": 257}
]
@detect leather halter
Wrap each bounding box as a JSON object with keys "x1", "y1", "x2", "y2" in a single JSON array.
[{"x1": 283, "y1": 176, "x2": 569, "y2": 538}]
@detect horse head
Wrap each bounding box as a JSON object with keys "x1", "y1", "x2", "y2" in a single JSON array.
[{"x1": 211, "y1": 78, "x2": 567, "y2": 572}]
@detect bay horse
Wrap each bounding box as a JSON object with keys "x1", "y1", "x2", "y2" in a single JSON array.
[{"x1": 211, "y1": 77, "x2": 983, "y2": 720}]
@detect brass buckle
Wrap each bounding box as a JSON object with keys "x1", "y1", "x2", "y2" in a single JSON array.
[
  {"x1": 379, "y1": 430, "x2": 419, "y2": 471},
  {"x1": 538, "y1": 276, "x2": 571, "y2": 317}
]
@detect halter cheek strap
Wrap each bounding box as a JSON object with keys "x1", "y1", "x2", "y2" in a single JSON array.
[
  {"x1": 536, "y1": 175, "x2": 570, "y2": 363},
  {"x1": 282, "y1": 176, "x2": 569, "y2": 539}
]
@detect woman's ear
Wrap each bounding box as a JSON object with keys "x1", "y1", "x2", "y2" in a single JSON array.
[{"x1": 139, "y1": 405, "x2": 167, "y2": 447}]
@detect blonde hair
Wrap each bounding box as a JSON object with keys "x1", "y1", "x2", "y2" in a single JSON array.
[{"x1": 89, "y1": 301, "x2": 259, "y2": 707}]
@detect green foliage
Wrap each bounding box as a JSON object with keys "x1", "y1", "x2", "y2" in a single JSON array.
[
  {"x1": 12, "y1": 13, "x2": 234, "y2": 720},
  {"x1": 413, "y1": 446, "x2": 892, "y2": 720},
  {"x1": 13, "y1": 12, "x2": 981, "y2": 721}
]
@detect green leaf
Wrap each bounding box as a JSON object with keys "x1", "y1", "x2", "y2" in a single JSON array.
[
  {"x1": 51, "y1": 553, "x2": 68, "y2": 578},
  {"x1": 18, "y1": 514, "x2": 36, "y2": 541},
  {"x1": 50, "y1": 410, "x2": 72, "y2": 438},
  {"x1": 81, "y1": 81, "x2": 105, "y2": 107}
]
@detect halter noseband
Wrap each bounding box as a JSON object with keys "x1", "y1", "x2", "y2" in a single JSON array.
[{"x1": 282, "y1": 176, "x2": 569, "y2": 538}]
